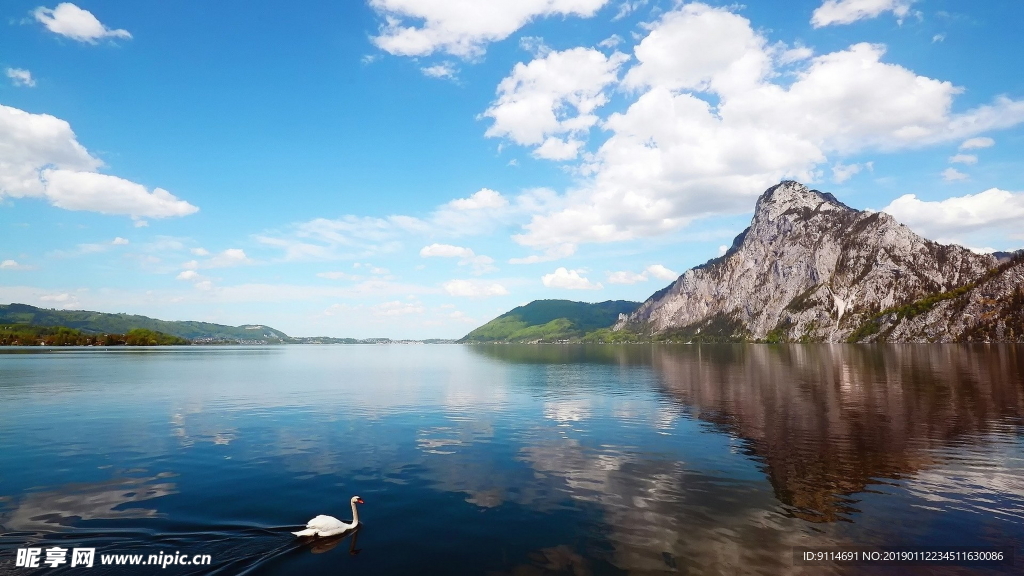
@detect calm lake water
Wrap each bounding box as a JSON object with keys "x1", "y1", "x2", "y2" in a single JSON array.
[{"x1": 1, "y1": 344, "x2": 1022, "y2": 575}]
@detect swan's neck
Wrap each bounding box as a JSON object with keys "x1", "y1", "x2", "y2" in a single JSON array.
[{"x1": 350, "y1": 500, "x2": 360, "y2": 525}]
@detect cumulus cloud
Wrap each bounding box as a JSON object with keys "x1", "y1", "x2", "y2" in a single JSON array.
[
  {"x1": 941, "y1": 167, "x2": 969, "y2": 182},
  {"x1": 38, "y1": 292, "x2": 80, "y2": 308},
  {"x1": 420, "y1": 243, "x2": 497, "y2": 274},
  {"x1": 959, "y1": 137, "x2": 994, "y2": 150},
  {"x1": 645, "y1": 264, "x2": 677, "y2": 280},
  {"x1": 420, "y1": 243, "x2": 474, "y2": 258},
  {"x1": 369, "y1": 0, "x2": 610, "y2": 58},
  {"x1": 607, "y1": 264, "x2": 677, "y2": 284},
  {"x1": 1, "y1": 259, "x2": 29, "y2": 270},
  {"x1": 34, "y1": 2, "x2": 132, "y2": 43},
  {"x1": 542, "y1": 267, "x2": 602, "y2": 289},
  {"x1": 949, "y1": 154, "x2": 977, "y2": 165},
  {"x1": 42, "y1": 170, "x2": 198, "y2": 217},
  {"x1": 607, "y1": 270, "x2": 647, "y2": 284},
  {"x1": 811, "y1": 0, "x2": 914, "y2": 28},
  {"x1": 483, "y1": 47, "x2": 629, "y2": 160},
  {"x1": 0, "y1": 104, "x2": 197, "y2": 218},
  {"x1": 205, "y1": 248, "x2": 252, "y2": 268},
  {"x1": 883, "y1": 188, "x2": 1024, "y2": 240},
  {"x1": 831, "y1": 161, "x2": 866, "y2": 183},
  {"x1": 447, "y1": 188, "x2": 507, "y2": 210},
  {"x1": 442, "y1": 279, "x2": 510, "y2": 297},
  {"x1": 6, "y1": 68, "x2": 35, "y2": 87},
  {"x1": 501, "y1": 3, "x2": 1024, "y2": 252},
  {"x1": 421, "y1": 61, "x2": 458, "y2": 79}
]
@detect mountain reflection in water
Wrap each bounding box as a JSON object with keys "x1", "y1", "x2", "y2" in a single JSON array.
[{"x1": 0, "y1": 345, "x2": 1020, "y2": 575}]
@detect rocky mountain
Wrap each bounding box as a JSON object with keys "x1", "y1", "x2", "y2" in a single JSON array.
[{"x1": 614, "y1": 181, "x2": 1020, "y2": 342}]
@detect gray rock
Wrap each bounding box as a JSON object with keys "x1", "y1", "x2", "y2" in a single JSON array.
[{"x1": 614, "y1": 181, "x2": 1004, "y2": 342}]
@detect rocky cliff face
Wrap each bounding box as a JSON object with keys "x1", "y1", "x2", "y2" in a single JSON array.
[
  {"x1": 614, "y1": 181, "x2": 1002, "y2": 342},
  {"x1": 868, "y1": 257, "x2": 1024, "y2": 342}
]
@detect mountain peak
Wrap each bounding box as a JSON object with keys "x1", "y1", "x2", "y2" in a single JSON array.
[
  {"x1": 754, "y1": 180, "x2": 848, "y2": 222},
  {"x1": 616, "y1": 180, "x2": 999, "y2": 342}
]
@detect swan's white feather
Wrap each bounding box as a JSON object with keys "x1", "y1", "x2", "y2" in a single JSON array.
[
  {"x1": 294, "y1": 514, "x2": 355, "y2": 537},
  {"x1": 293, "y1": 496, "x2": 362, "y2": 538}
]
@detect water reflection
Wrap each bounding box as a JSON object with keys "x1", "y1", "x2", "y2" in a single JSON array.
[
  {"x1": 0, "y1": 473, "x2": 177, "y2": 532},
  {"x1": 475, "y1": 345, "x2": 1024, "y2": 524},
  {"x1": 651, "y1": 345, "x2": 1024, "y2": 522},
  {"x1": 2, "y1": 345, "x2": 1021, "y2": 575},
  {"x1": 468, "y1": 344, "x2": 1024, "y2": 574}
]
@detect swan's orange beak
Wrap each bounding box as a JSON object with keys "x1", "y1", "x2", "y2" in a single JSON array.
[{"x1": 356, "y1": 497, "x2": 365, "y2": 504}]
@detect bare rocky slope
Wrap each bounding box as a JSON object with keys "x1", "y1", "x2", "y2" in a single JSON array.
[{"x1": 614, "y1": 181, "x2": 1021, "y2": 342}]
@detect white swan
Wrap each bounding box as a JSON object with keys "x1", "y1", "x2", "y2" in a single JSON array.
[{"x1": 293, "y1": 496, "x2": 364, "y2": 537}]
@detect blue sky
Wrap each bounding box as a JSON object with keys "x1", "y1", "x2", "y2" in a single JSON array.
[{"x1": 2, "y1": 0, "x2": 1023, "y2": 338}]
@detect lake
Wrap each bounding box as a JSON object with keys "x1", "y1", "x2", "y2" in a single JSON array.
[{"x1": 1, "y1": 344, "x2": 1022, "y2": 575}]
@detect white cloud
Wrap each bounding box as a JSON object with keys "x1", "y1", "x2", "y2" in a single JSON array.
[
  {"x1": 598, "y1": 34, "x2": 622, "y2": 49},
  {"x1": 5, "y1": 68, "x2": 35, "y2": 87},
  {"x1": 941, "y1": 167, "x2": 969, "y2": 182},
  {"x1": 959, "y1": 137, "x2": 994, "y2": 150},
  {"x1": 191, "y1": 247, "x2": 210, "y2": 256},
  {"x1": 38, "y1": 292, "x2": 80, "y2": 308},
  {"x1": 532, "y1": 137, "x2": 584, "y2": 161},
  {"x1": 255, "y1": 215, "x2": 406, "y2": 261},
  {"x1": 1, "y1": 259, "x2": 29, "y2": 270},
  {"x1": 317, "y1": 271, "x2": 361, "y2": 281},
  {"x1": 420, "y1": 243, "x2": 474, "y2": 258},
  {"x1": 447, "y1": 188, "x2": 508, "y2": 210},
  {"x1": 421, "y1": 61, "x2": 458, "y2": 79},
  {"x1": 811, "y1": 0, "x2": 914, "y2": 28},
  {"x1": 949, "y1": 154, "x2": 977, "y2": 165},
  {"x1": 541, "y1": 267, "x2": 602, "y2": 290},
  {"x1": 372, "y1": 300, "x2": 425, "y2": 316},
  {"x1": 621, "y1": 4, "x2": 769, "y2": 94},
  {"x1": 205, "y1": 248, "x2": 252, "y2": 268},
  {"x1": 51, "y1": 236, "x2": 135, "y2": 257},
  {"x1": 256, "y1": 187, "x2": 547, "y2": 263},
  {"x1": 369, "y1": 0, "x2": 610, "y2": 58},
  {"x1": 612, "y1": 0, "x2": 648, "y2": 21},
  {"x1": 831, "y1": 161, "x2": 862, "y2": 183},
  {"x1": 34, "y1": 2, "x2": 131, "y2": 43},
  {"x1": 483, "y1": 47, "x2": 629, "y2": 159},
  {"x1": 420, "y1": 244, "x2": 497, "y2": 273},
  {"x1": 607, "y1": 270, "x2": 647, "y2": 284},
  {"x1": 0, "y1": 104, "x2": 197, "y2": 218},
  {"x1": 607, "y1": 263, "x2": 676, "y2": 284},
  {"x1": 42, "y1": 170, "x2": 198, "y2": 218},
  {"x1": 644, "y1": 264, "x2": 677, "y2": 280},
  {"x1": 503, "y1": 4, "x2": 1024, "y2": 252},
  {"x1": 176, "y1": 270, "x2": 200, "y2": 281},
  {"x1": 508, "y1": 242, "x2": 575, "y2": 264},
  {"x1": 442, "y1": 279, "x2": 510, "y2": 297},
  {"x1": 883, "y1": 188, "x2": 1024, "y2": 239},
  {"x1": 932, "y1": 34, "x2": 946, "y2": 43}
]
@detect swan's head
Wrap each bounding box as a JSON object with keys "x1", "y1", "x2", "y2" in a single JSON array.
[{"x1": 351, "y1": 496, "x2": 365, "y2": 505}]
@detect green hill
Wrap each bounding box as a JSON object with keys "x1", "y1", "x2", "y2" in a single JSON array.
[
  {"x1": 460, "y1": 299, "x2": 640, "y2": 343},
  {"x1": 0, "y1": 303, "x2": 289, "y2": 342}
]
